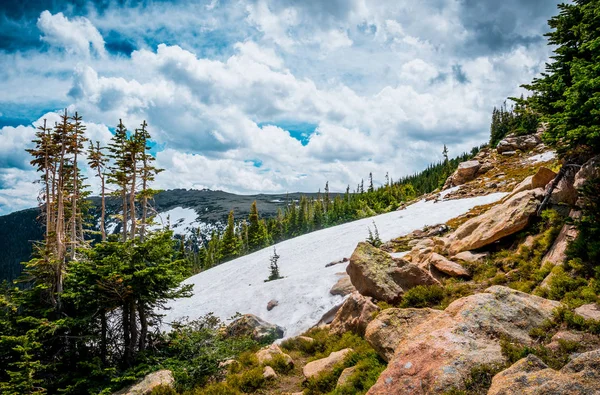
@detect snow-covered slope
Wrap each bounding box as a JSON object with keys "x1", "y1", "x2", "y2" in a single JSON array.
[{"x1": 162, "y1": 192, "x2": 506, "y2": 338}]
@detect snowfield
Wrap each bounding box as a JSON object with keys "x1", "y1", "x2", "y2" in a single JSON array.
[{"x1": 161, "y1": 192, "x2": 507, "y2": 338}]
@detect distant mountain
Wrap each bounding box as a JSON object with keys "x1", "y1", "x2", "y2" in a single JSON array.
[{"x1": 0, "y1": 189, "x2": 326, "y2": 282}]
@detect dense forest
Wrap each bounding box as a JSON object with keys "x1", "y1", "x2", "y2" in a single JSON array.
[{"x1": 1, "y1": 0, "x2": 599, "y2": 393}]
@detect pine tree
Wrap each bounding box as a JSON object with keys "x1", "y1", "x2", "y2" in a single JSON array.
[
  {"x1": 88, "y1": 141, "x2": 108, "y2": 241},
  {"x1": 264, "y1": 248, "x2": 282, "y2": 282},
  {"x1": 368, "y1": 172, "x2": 374, "y2": 192},
  {"x1": 220, "y1": 210, "x2": 240, "y2": 261},
  {"x1": 247, "y1": 201, "x2": 267, "y2": 251}
]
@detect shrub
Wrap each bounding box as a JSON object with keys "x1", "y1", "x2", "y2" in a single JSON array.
[
  {"x1": 190, "y1": 382, "x2": 241, "y2": 395},
  {"x1": 263, "y1": 353, "x2": 293, "y2": 374},
  {"x1": 399, "y1": 285, "x2": 444, "y2": 308},
  {"x1": 226, "y1": 367, "x2": 265, "y2": 393},
  {"x1": 150, "y1": 385, "x2": 178, "y2": 395}
]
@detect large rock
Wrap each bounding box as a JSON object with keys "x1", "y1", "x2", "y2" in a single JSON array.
[
  {"x1": 427, "y1": 253, "x2": 470, "y2": 278},
  {"x1": 488, "y1": 350, "x2": 600, "y2": 395},
  {"x1": 227, "y1": 314, "x2": 284, "y2": 342},
  {"x1": 574, "y1": 303, "x2": 600, "y2": 322},
  {"x1": 450, "y1": 160, "x2": 481, "y2": 186},
  {"x1": 303, "y1": 348, "x2": 353, "y2": 379},
  {"x1": 510, "y1": 167, "x2": 557, "y2": 196},
  {"x1": 329, "y1": 291, "x2": 379, "y2": 336},
  {"x1": 367, "y1": 286, "x2": 561, "y2": 395},
  {"x1": 347, "y1": 242, "x2": 438, "y2": 303},
  {"x1": 114, "y1": 370, "x2": 174, "y2": 395},
  {"x1": 497, "y1": 133, "x2": 541, "y2": 153},
  {"x1": 574, "y1": 155, "x2": 600, "y2": 190},
  {"x1": 541, "y1": 223, "x2": 578, "y2": 267},
  {"x1": 550, "y1": 171, "x2": 578, "y2": 205},
  {"x1": 336, "y1": 366, "x2": 357, "y2": 387},
  {"x1": 451, "y1": 251, "x2": 488, "y2": 263},
  {"x1": 446, "y1": 189, "x2": 541, "y2": 255},
  {"x1": 365, "y1": 308, "x2": 442, "y2": 362},
  {"x1": 256, "y1": 344, "x2": 294, "y2": 366},
  {"x1": 330, "y1": 275, "x2": 356, "y2": 296}
]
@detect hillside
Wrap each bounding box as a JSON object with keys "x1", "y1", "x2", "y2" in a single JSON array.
[
  {"x1": 0, "y1": 190, "x2": 327, "y2": 281},
  {"x1": 161, "y1": 190, "x2": 506, "y2": 338}
]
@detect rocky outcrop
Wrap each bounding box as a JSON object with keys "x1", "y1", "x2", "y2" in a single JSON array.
[
  {"x1": 497, "y1": 133, "x2": 541, "y2": 153},
  {"x1": 113, "y1": 370, "x2": 174, "y2": 395},
  {"x1": 365, "y1": 308, "x2": 442, "y2": 362},
  {"x1": 256, "y1": 344, "x2": 294, "y2": 366},
  {"x1": 303, "y1": 348, "x2": 353, "y2": 379},
  {"x1": 316, "y1": 303, "x2": 343, "y2": 327},
  {"x1": 367, "y1": 286, "x2": 560, "y2": 395},
  {"x1": 347, "y1": 242, "x2": 438, "y2": 303},
  {"x1": 450, "y1": 160, "x2": 481, "y2": 186},
  {"x1": 574, "y1": 303, "x2": 600, "y2": 322},
  {"x1": 446, "y1": 189, "x2": 541, "y2": 255},
  {"x1": 329, "y1": 291, "x2": 379, "y2": 336},
  {"x1": 488, "y1": 350, "x2": 600, "y2": 395},
  {"x1": 330, "y1": 275, "x2": 356, "y2": 296},
  {"x1": 427, "y1": 253, "x2": 470, "y2": 278},
  {"x1": 227, "y1": 314, "x2": 284, "y2": 342}
]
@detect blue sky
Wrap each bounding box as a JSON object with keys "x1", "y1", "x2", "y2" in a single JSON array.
[{"x1": 0, "y1": 0, "x2": 563, "y2": 214}]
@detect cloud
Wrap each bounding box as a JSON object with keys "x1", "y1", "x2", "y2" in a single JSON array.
[
  {"x1": 0, "y1": 1, "x2": 565, "y2": 214},
  {"x1": 37, "y1": 10, "x2": 106, "y2": 57}
]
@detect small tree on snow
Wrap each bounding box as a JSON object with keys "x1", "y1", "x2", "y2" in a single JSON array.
[
  {"x1": 265, "y1": 248, "x2": 283, "y2": 282},
  {"x1": 366, "y1": 221, "x2": 382, "y2": 247}
]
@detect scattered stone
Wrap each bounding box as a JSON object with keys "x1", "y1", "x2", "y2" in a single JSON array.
[
  {"x1": 574, "y1": 304, "x2": 600, "y2": 322},
  {"x1": 330, "y1": 275, "x2": 356, "y2": 296},
  {"x1": 367, "y1": 286, "x2": 560, "y2": 394},
  {"x1": 336, "y1": 366, "x2": 357, "y2": 388},
  {"x1": 487, "y1": 350, "x2": 600, "y2": 395},
  {"x1": 427, "y1": 253, "x2": 470, "y2": 278},
  {"x1": 497, "y1": 133, "x2": 541, "y2": 153},
  {"x1": 502, "y1": 150, "x2": 517, "y2": 156},
  {"x1": 219, "y1": 359, "x2": 238, "y2": 369},
  {"x1": 365, "y1": 308, "x2": 442, "y2": 362},
  {"x1": 267, "y1": 299, "x2": 279, "y2": 311},
  {"x1": 113, "y1": 370, "x2": 174, "y2": 395},
  {"x1": 451, "y1": 251, "x2": 489, "y2": 263},
  {"x1": 256, "y1": 344, "x2": 294, "y2": 366},
  {"x1": 329, "y1": 291, "x2": 380, "y2": 336},
  {"x1": 227, "y1": 314, "x2": 284, "y2": 342},
  {"x1": 262, "y1": 366, "x2": 277, "y2": 379},
  {"x1": 303, "y1": 348, "x2": 353, "y2": 379},
  {"x1": 546, "y1": 330, "x2": 588, "y2": 351},
  {"x1": 446, "y1": 189, "x2": 542, "y2": 255}
]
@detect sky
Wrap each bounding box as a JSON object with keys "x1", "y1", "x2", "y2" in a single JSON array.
[{"x1": 0, "y1": 0, "x2": 563, "y2": 215}]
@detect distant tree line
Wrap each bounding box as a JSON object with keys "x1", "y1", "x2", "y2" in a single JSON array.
[{"x1": 179, "y1": 146, "x2": 480, "y2": 273}]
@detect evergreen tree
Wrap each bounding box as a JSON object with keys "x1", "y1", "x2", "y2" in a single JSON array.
[
  {"x1": 220, "y1": 210, "x2": 240, "y2": 261},
  {"x1": 247, "y1": 201, "x2": 267, "y2": 251}
]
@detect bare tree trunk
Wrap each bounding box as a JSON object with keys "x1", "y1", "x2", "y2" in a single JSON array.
[
  {"x1": 129, "y1": 299, "x2": 138, "y2": 362},
  {"x1": 121, "y1": 188, "x2": 128, "y2": 242},
  {"x1": 101, "y1": 309, "x2": 107, "y2": 365},
  {"x1": 122, "y1": 301, "x2": 130, "y2": 365},
  {"x1": 100, "y1": 175, "x2": 106, "y2": 241},
  {"x1": 129, "y1": 164, "x2": 137, "y2": 240},
  {"x1": 71, "y1": 131, "x2": 78, "y2": 261},
  {"x1": 138, "y1": 303, "x2": 148, "y2": 352}
]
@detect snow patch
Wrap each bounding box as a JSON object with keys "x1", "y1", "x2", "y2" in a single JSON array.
[
  {"x1": 527, "y1": 151, "x2": 556, "y2": 164},
  {"x1": 149, "y1": 207, "x2": 204, "y2": 236},
  {"x1": 161, "y1": 193, "x2": 507, "y2": 338}
]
